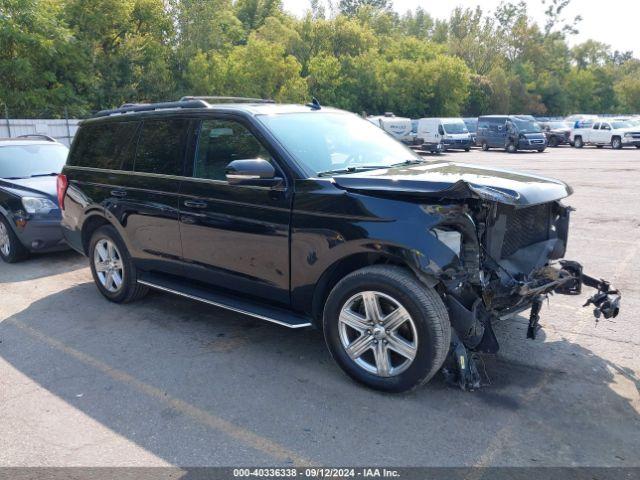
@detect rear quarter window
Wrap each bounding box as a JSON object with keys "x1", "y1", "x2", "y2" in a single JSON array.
[{"x1": 68, "y1": 121, "x2": 140, "y2": 170}]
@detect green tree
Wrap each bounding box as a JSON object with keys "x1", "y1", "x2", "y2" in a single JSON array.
[{"x1": 338, "y1": 0, "x2": 391, "y2": 17}]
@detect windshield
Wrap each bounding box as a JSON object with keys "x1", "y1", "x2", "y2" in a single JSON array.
[
  {"x1": 0, "y1": 144, "x2": 68, "y2": 179},
  {"x1": 443, "y1": 122, "x2": 469, "y2": 134},
  {"x1": 512, "y1": 118, "x2": 542, "y2": 133},
  {"x1": 611, "y1": 121, "x2": 631, "y2": 129},
  {"x1": 258, "y1": 112, "x2": 422, "y2": 176}
]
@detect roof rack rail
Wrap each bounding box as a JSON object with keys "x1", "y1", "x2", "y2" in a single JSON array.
[
  {"x1": 180, "y1": 96, "x2": 275, "y2": 104},
  {"x1": 94, "y1": 99, "x2": 210, "y2": 118},
  {"x1": 16, "y1": 134, "x2": 57, "y2": 142}
]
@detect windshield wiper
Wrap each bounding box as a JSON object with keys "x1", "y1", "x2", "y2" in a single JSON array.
[
  {"x1": 30, "y1": 173, "x2": 59, "y2": 177},
  {"x1": 317, "y1": 160, "x2": 426, "y2": 177}
]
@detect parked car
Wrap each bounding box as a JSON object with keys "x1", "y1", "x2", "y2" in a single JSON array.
[
  {"x1": 462, "y1": 118, "x2": 478, "y2": 146},
  {"x1": 570, "y1": 119, "x2": 640, "y2": 149},
  {"x1": 477, "y1": 115, "x2": 547, "y2": 152},
  {"x1": 0, "y1": 136, "x2": 69, "y2": 263},
  {"x1": 417, "y1": 118, "x2": 472, "y2": 151},
  {"x1": 59, "y1": 98, "x2": 621, "y2": 392},
  {"x1": 541, "y1": 121, "x2": 572, "y2": 147}
]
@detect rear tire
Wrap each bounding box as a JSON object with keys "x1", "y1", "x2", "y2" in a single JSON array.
[
  {"x1": 481, "y1": 141, "x2": 489, "y2": 151},
  {"x1": 0, "y1": 215, "x2": 28, "y2": 263},
  {"x1": 89, "y1": 225, "x2": 148, "y2": 303},
  {"x1": 323, "y1": 265, "x2": 451, "y2": 393},
  {"x1": 574, "y1": 136, "x2": 584, "y2": 148}
]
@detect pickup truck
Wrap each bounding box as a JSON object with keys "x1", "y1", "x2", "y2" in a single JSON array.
[{"x1": 571, "y1": 119, "x2": 640, "y2": 149}]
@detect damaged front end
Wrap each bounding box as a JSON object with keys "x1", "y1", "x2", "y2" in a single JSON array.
[{"x1": 429, "y1": 198, "x2": 621, "y2": 391}]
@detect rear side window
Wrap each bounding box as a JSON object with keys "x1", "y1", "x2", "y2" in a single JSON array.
[
  {"x1": 134, "y1": 119, "x2": 190, "y2": 176},
  {"x1": 68, "y1": 122, "x2": 140, "y2": 170}
]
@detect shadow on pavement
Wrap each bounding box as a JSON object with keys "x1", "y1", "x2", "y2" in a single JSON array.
[{"x1": 0, "y1": 284, "x2": 638, "y2": 466}]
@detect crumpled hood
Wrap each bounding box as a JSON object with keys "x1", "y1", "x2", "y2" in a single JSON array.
[
  {"x1": 0, "y1": 176, "x2": 58, "y2": 201},
  {"x1": 332, "y1": 161, "x2": 573, "y2": 207}
]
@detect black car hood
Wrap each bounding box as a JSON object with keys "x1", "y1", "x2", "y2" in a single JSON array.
[
  {"x1": 0, "y1": 176, "x2": 58, "y2": 201},
  {"x1": 332, "y1": 161, "x2": 573, "y2": 207}
]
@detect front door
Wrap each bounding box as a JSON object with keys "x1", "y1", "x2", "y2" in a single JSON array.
[{"x1": 178, "y1": 117, "x2": 292, "y2": 306}]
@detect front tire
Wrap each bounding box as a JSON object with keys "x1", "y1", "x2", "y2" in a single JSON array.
[
  {"x1": 506, "y1": 142, "x2": 517, "y2": 153},
  {"x1": 0, "y1": 215, "x2": 28, "y2": 263},
  {"x1": 574, "y1": 136, "x2": 584, "y2": 148},
  {"x1": 323, "y1": 266, "x2": 451, "y2": 393},
  {"x1": 89, "y1": 225, "x2": 148, "y2": 303},
  {"x1": 612, "y1": 137, "x2": 622, "y2": 150},
  {"x1": 481, "y1": 141, "x2": 490, "y2": 151}
]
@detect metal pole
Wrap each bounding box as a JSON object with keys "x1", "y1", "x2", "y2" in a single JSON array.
[
  {"x1": 64, "y1": 107, "x2": 71, "y2": 146},
  {"x1": 4, "y1": 104, "x2": 11, "y2": 137}
]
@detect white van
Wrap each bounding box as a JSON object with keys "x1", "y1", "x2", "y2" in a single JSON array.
[
  {"x1": 367, "y1": 113, "x2": 414, "y2": 143},
  {"x1": 417, "y1": 118, "x2": 472, "y2": 151}
]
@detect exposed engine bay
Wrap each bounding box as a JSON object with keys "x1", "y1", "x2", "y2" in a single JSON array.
[{"x1": 431, "y1": 199, "x2": 621, "y2": 390}]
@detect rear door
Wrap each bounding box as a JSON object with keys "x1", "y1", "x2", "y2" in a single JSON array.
[
  {"x1": 178, "y1": 116, "x2": 292, "y2": 306},
  {"x1": 116, "y1": 117, "x2": 192, "y2": 274}
]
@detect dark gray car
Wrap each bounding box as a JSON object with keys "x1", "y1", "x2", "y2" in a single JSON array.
[{"x1": 0, "y1": 136, "x2": 69, "y2": 262}]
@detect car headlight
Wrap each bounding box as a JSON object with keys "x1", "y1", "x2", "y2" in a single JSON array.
[
  {"x1": 432, "y1": 228, "x2": 462, "y2": 257},
  {"x1": 21, "y1": 197, "x2": 57, "y2": 214}
]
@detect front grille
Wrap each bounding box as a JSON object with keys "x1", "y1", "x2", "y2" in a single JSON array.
[{"x1": 501, "y1": 204, "x2": 552, "y2": 258}]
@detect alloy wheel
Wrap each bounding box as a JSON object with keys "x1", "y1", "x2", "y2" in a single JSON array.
[
  {"x1": 93, "y1": 238, "x2": 124, "y2": 293},
  {"x1": 338, "y1": 291, "x2": 418, "y2": 378},
  {"x1": 0, "y1": 222, "x2": 11, "y2": 256}
]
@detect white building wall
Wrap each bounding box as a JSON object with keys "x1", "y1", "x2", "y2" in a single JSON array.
[{"x1": 0, "y1": 119, "x2": 81, "y2": 146}]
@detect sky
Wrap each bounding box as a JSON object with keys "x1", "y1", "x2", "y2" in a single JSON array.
[{"x1": 282, "y1": 0, "x2": 639, "y2": 56}]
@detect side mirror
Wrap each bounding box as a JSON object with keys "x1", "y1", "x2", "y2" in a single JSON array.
[{"x1": 225, "y1": 159, "x2": 283, "y2": 188}]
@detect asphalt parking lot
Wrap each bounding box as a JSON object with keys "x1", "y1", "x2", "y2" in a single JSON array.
[{"x1": 0, "y1": 146, "x2": 638, "y2": 468}]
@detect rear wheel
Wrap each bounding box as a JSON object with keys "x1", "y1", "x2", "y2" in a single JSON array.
[
  {"x1": 611, "y1": 137, "x2": 622, "y2": 150},
  {"x1": 464, "y1": 147, "x2": 470, "y2": 152},
  {"x1": 0, "y1": 216, "x2": 28, "y2": 263},
  {"x1": 481, "y1": 141, "x2": 490, "y2": 151},
  {"x1": 323, "y1": 266, "x2": 451, "y2": 393},
  {"x1": 89, "y1": 225, "x2": 148, "y2": 303},
  {"x1": 574, "y1": 136, "x2": 584, "y2": 148}
]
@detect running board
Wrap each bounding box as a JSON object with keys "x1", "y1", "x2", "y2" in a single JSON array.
[{"x1": 137, "y1": 272, "x2": 312, "y2": 329}]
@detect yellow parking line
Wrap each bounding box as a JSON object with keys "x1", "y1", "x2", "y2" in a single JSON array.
[{"x1": 8, "y1": 318, "x2": 314, "y2": 467}]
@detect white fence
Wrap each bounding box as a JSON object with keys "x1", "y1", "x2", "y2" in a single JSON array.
[{"x1": 1, "y1": 119, "x2": 81, "y2": 147}]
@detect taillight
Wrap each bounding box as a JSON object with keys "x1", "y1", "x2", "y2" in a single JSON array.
[{"x1": 57, "y1": 174, "x2": 68, "y2": 210}]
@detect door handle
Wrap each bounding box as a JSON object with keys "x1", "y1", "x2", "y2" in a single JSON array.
[
  {"x1": 183, "y1": 200, "x2": 207, "y2": 209},
  {"x1": 111, "y1": 190, "x2": 127, "y2": 198}
]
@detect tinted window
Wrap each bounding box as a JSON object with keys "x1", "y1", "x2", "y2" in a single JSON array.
[
  {"x1": 69, "y1": 122, "x2": 140, "y2": 170},
  {"x1": 194, "y1": 120, "x2": 273, "y2": 181},
  {"x1": 593, "y1": 123, "x2": 601, "y2": 130},
  {"x1": 135, "y1": 119, "x2": 190, "y2": 176},
  {"x1": 0, "y1": 144, "x2": 68, "y2": 179}
]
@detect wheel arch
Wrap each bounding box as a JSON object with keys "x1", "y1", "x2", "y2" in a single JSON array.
[
  {"x1": 310, "y1": 251, "x2": 435, "y2": 329},
  {"x1": 80, "y1": 213, "x2": 114, "y2": 255}
]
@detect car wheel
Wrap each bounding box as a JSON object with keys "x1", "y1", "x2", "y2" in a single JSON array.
[
  {"x1": 548, "y1": 137, "x2": 558, "y2": 147},
  {"x1": 506, "y1": 142, "x2": 517, "y2": 153},
  {"x1": 89, "y1": 225, "x2": 148, "y2": 303},
  {"x1": 636, "y1": 145, "x2": 640, "y2": 149},
  {"x1": 0, "y1": 215, "x2": 28, "y2": 263},
  {"x1": 323, "y1": 265, "x2": 451, "y2": 393},
  {"x1": 481, "y1": 141, "x2": 489, "y2": 151},
  {"x1": 611, "y1": 137, "x2": 622, "y2": 150},
  {"x1": 538, "y1": 148, "x2": 546, "y2": 153},
  {"x1": 464, "y1": 147, "x2": 470, "y2": 152},
  {"x1": 574, "y1": 136, "x2": 584, "y2": 148}
]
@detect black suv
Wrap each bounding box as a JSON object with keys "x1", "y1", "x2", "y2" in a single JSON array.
[
  {"x1": 0, "y1": 135, "x2": 69, "y2": 262},
  {"x1": 59, "y1": 97, "x2": 621, "y2": 392}
]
